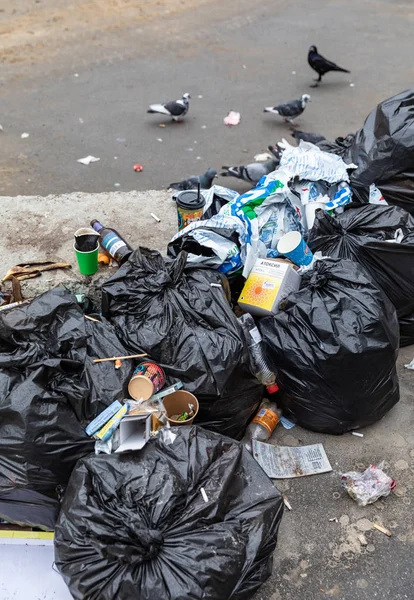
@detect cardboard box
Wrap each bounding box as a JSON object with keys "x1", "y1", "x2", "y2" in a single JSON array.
[
  {"x1": 115, "y1": 412, "x2": 152, "y2": 453},
  {"x1": 238, "y1": 258, "x2": 301, "y2": 316}
]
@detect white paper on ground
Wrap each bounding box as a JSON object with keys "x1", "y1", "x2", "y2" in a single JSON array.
[
  {"x1": 77, "y1": 155, "x2": 100, "y2": 165},
  {"x1": 252, "y1": 441, "x2": 332, "y2": 478},
  {"x1": 404, "y1": 359, "x2": 414, "y2": 370}
]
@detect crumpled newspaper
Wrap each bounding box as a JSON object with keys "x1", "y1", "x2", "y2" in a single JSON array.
[
  {"x1": 341, "y1": 462, "x2": 396, "y2": 506},
  {"x1": 279, "y1": 140, "x2": 356, "y2": 183}
]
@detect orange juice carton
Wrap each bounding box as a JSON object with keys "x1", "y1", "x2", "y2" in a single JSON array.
[{"x1": 238, "y1": 258, "x2": 301, "y2": 316}]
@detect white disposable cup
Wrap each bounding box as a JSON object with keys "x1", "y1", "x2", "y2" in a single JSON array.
[{"x1": 305, "y1": 202, "x2": 325, "y2": 229}]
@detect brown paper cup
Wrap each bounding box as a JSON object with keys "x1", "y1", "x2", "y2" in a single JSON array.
[{"x1": 162, "y1": 391, "x2": 199, "y2": 426}]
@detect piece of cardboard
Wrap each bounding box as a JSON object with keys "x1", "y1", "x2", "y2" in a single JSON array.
[
  {"x1": 115, "y1": 413, "x2": 152, "y2": 452},
  {"x1": 238, "y1": 258, "x2": 301, "y2": 317}
]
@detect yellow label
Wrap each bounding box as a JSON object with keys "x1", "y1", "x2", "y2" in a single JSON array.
[
  {"x1": 94, "y1": 404, "x2": 128, "y2": 440},
  {"x1": 240, "y1": 273, "x2": 282, "y2": 310}
]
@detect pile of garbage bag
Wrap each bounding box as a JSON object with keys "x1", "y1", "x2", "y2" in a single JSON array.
[
  {"x1": 55, "y1": 426, "x2": 284, "y2": 600},
  {"x1": 259, "y1": 258, "x2": 400, "y2": 434},
  {"x1": 308, "y1": 204, "x2": 414, "y2": 346},
  {"x1": 102, "y1": 248, "x2": 263, "y2": 439},
  {"x1": 0, "y1": 287, "x2": 134, "y2": 530}
]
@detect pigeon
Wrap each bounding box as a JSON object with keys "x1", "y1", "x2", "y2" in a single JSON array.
[
  {"x1": 169, "y1": 168, "x2": 217, "y2": 190},
  {"x1": 267, "y1": 145, "x2": 283, "y2": 161},
  {"x1": 308, "y1": 46, "x2": 350, "y2": 86},
  {"x1": 263, "y1": 94, "x2": 311, "y2": 126},
  {"x1": 220, "y1": 158, "x2": 278, "y2": 185},
  {"x1": 147, "y1": 93, "x2": 191, "y2": 121},
  {"x1": 291, "y1": 129, "x2": 326, "y2": 144}
]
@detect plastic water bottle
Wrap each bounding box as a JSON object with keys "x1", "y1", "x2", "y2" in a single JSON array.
[
  {"x1": 238, "y1": 313, "x2": 279, "y2": 392},
  {"x1": 241, "y1": 398, "x2": 282, "y2": 454}
]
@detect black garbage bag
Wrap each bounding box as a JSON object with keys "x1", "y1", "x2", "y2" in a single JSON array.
[
  {"x1": 308, "y1": 204, "x2": 414, "y2": 345},
  {"x1": 102, "y1": 249, "x2": 263, "y2": 440},
  {"x1": 55, "y1": 426, "x2": 283, "y2": 600},
  {"x1": 317, "y1": 90, "x2": 414, "y2": 213},
  {"x1": 259, "y1": 259, "x2": 400, "y2": 434},
  {"x1": 0, "y1": 287, "x2": 134, "y2": 529}
]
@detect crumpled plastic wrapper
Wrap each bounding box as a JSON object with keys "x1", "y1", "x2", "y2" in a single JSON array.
[{"x1": 341, "y1": 462, "x2": 396, "y2": 506}]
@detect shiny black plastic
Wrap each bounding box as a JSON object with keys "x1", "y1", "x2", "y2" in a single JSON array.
[
  {"x1": 101, "y1": 249, "x2": 263, "y2": 439},
  {"x1": 308, "y1": 205, "x2": 414, "y2": 345},
  {"x1": 0, "y1": 287, "x2": 134, "y2": 529},
  {"x1": 259, "y1": 259, "x2": 400, "y2": 434},
  {"x1": 54, "y1": 426, "x2": 284, "y2": 600}
]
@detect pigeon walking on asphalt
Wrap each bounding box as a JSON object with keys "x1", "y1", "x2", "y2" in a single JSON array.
[
  {"x1": 291, "y1": 129, "x2": 326, "y2": 144},
  {"x1": 147, "y1": 93, "x2": 191, "y2": 121},
  {"x1": 263, "y1": 94, "x2": 311, "y2": 126},
  {"x1": 220, "y1": 158, "x2": 278, "y2": 185},
  {"x1": 169, "y1": 168, "x2": 217, "y2": 190},
  {"x1": 308, "y1": 46, "x2": 350, "y2": 86}
]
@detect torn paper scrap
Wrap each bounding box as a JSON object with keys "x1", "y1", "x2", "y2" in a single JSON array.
[
  {"x1": 77, "y1": 155, "x2": 100, "y2": 165},
  {"x1": 224, "y1": 111, "x2": 241, "y2": 126},
  {"x1": 252, "y1": 441, "x2": 332, "y2": 478}
]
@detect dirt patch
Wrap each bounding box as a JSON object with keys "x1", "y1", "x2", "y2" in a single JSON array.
[{"x1": 0, "y1": 0, "x2": 211, "y2": 69}]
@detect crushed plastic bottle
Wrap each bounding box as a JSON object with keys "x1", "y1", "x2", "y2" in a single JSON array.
[
  {"x1": 238, "y1": 313, "x2": 279, "y2": 393},
  {"x1": 241, "y1": 398, "x2": 282, "y2": 453}
]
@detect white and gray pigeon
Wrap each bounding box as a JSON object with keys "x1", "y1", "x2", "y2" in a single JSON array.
[
  {"x1": 264, "y1": 94, "x2": 311, "y2": 125},
  {"x1": 220, "y1": 158, "x2": 278, "y2": 185},
  {"x1": 147, "y1": 93, "x2": 191, "y2": 121},
  {"x1": 169, "y1": 168, "x2": 217, "y2": 191}
]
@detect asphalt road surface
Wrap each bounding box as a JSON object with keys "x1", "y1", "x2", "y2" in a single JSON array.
[{"x1": 1, "y1": 0, "x2": 413, "y2": 197}]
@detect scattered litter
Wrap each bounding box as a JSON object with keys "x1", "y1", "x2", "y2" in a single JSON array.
[
  {"x1": 74, "y1": 73, "x2": 79, "y2": 77},
  {"x1": 150, "y1": 212, "x2": 161, "y2": 223},
  {"x1": 0, "y1": 124, "x2": 3, "y2": 132},
  {"x1": 193, "y1": 141, "x2": 198, "y2": 144},
  {"x1": 77, "y1": 155, "x2": 100, "y2": 165},
  {"x1": 280, "y1": 416, "x2": 296, "y2": 429},
  {"x1": 404, "y1": 359, "x2": 414, "y2": 370},
  {"x1": 159, "y1": 123, "x2": 166, "y2": 128},
  {"x1": 292, "y1": 71, "x2": 296, "y2": 75},
  {"x1": 329, "y1": 518, "x2": 339, "y2": 522},
  {"x1": 351, "y1": 432, "x2": 364, "y2": 437},
  {"x1": 114, "y1": 156, "x2": 118, "y2": 160},
  {"x1": 200, "y1": 487, "x2": 209, "y2": 503},
  {"x1": 252, "y1": 441, "x2": 332, "y2": 479},
  {"x1": 242, "y1": 65, "x2": 247, "y2": 69},
  {"x1": 282, "y1": 495, "x2": 292, "y2": 510},
  {"x1": 157, "y1": 138, "x2": 163, "y2": 142},
  {"x1": 93, "y1": 353, "x2": 147, "y2": 364},
  {"x1": 197, "y1": 94, "x2": 203, "y2": 98},
  {"x1": 201, "y1": 125, "x2": 207, "y2": 129},
  {"x1": 341, "y1": 462, "x2": 396, "y2": 506},
  {"x1": 114, "y1": 359, "x2": 122, "y2": 370},
  {"x1": 210, "y1": 282, "x2": 222, "y2": 288},
  {"x1": 372, "y1": 523, "x2": 392, "y2": 537},
  {"x1": 21, "y1": 132, "x2": 30, "y2": 139},
  {"x1": 116, "y1": 137, "x2": 126, "y2": 142},
  {"x1": 79, "y1": 117, "x2": 84, "y2": 124},
  {"x1": 224, "y1": 111, "x2": 241, "y2": 126},
  {"x1": 350, "y1": 83, "x2": 355, "y2": 87},
  {"x1": 254, "y1": 152, "x2": 273, "y2": 162},
  {"x1": 133, "y1": 163, "x2": 143, "y2": 172},
  {"x1": 114, "y1": 183, "x2": 120, "y2": 187},
  {"x1": 196, "y1": 156, "x2": 202, "y2": 160},
  {"x1": 187, "y1": 148, "x2": 193, "y2": 152}
]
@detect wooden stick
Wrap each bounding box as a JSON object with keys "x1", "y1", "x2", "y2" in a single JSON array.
[
  {"x1": 85, "y1": 315, "x2": 100, "y2": 322},
  {"x1": 372, "y1": 523, "x2": 392, "y2": 537},
  {"x1": 93, "y1": 353, "x2": 147, "y2": 364}
]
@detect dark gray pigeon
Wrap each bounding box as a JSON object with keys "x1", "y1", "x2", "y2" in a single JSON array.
[
  {"x1": 147, "y1": 93, "x2": 191, "y2": 121},
  {"x1": 264, "y1": 94, "x2": 311, "y2": 125},
  {"x1": 169, "y1": 168, "x2": 217, "y2": 190},
  {"x1": 291, "y1": 129, "x2": 326, "y2": 144},
  {"x1": 220, "y1": 158, "x2": 278, "y2": 185},
  {"x1": 308, "y1": 45, "x2": 350, "y2": 86}
]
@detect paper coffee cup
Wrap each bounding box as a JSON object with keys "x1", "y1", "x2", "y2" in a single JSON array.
[{"x1": 277, "y1": 231, "x2": 313, "y2": 267}]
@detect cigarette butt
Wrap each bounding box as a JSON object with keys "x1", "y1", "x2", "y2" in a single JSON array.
[
  {"x1": 351, "y1": 432, "x2": 364, "y2": 437},
  {"x1": 150, "y1": 213, "x2": 161, "y2": 222},
  {"x1": 210, "y1": 283, "x2": 222, "y2": 288},
  {"x1": 200, "y1": 487, "x2": 209, "y2": 503},
  {"x1": 282, "y1": 495, "x2": 292, "y2": 511},
  {"x1": 329, "y1": 517, "x2": 338, "y2": 522},
  {"x1": 372, "y1": 523, "x2": 392, "y2": 537}
]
